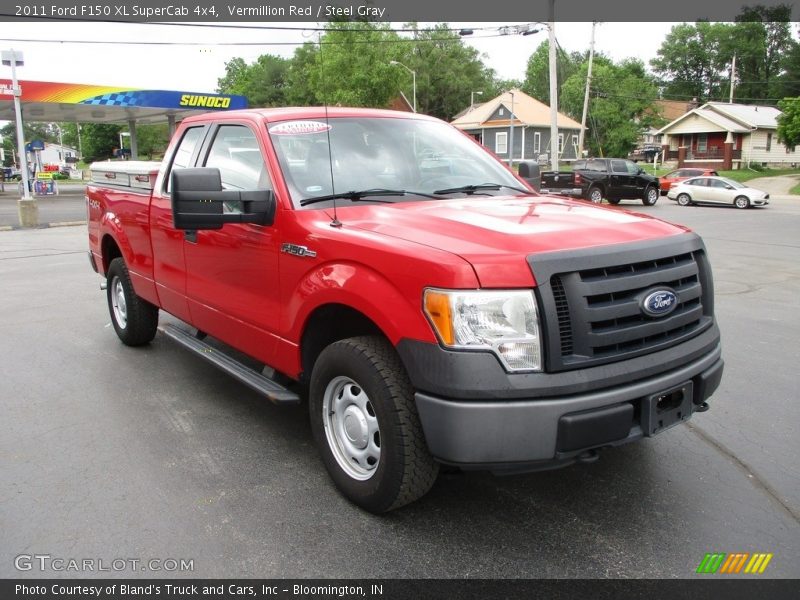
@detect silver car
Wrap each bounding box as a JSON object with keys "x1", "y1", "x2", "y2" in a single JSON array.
[{"x1": 667, "y1": 176, "x2": 769, "y2": 209}]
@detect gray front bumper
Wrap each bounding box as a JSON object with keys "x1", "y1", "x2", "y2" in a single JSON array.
[{"x1": 414, "y1": 345, "x2": 723, "y2": 469}]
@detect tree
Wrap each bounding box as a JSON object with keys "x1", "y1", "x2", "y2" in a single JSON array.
[
  {"x1": 777, "y1": 97, "x2": 800, "y2": 151},
  {"x1": 651, "y1": 5, "x2": 796, "y2": 104},
  {"x1": 735, "y1": 4, "x2": 794, "y2": 100},
  {"x1": 216, "y1": 54, "x2": 289, "y2": 107},
  {"x1": 403, "y1": 24, "x2": 498, "y2": 119},
  {"x1": 285, "y1": 42, "x2": 319, "y2": 106},
  {"x1": 522, "y1": 40, "x2": 582, "y2": 105},
  {"x1": 561, "y1": 58, "x2": 659, "y2": 158},
  {"x1": 79, "y1": 123, "x2": 122, "y2": 162},
  {"x1": 650, "y1": 21, "x2": 730, "y2": 103},
  {"x1": 130, "y1": 124, "x2": 170, "y2": 160}
]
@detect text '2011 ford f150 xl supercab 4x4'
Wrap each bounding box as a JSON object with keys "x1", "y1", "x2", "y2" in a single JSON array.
[{"x1": 87, "y1": 107, "x2": 723, "y2": 513}]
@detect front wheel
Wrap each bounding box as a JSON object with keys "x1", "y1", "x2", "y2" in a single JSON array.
[
  {"x1": 309, "y1": 336, "x2": 439, "y2": 513},
  {"x1": 106, "y1": 257, "x2": 158, "y2": 346},
  {"x1": 734, "y1": 196, "x2": 750, "y2": 209},
  {"x1": 642, "y1": 186, "x2": 659, "y2": 206},
  {"x1": 677, "y1": 193, "x2": 692, "y2": 206}
]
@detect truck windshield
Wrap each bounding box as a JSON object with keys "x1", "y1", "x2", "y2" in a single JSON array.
[{"x1": 267, "y1": 117, "x2": 529, "y2": 208}]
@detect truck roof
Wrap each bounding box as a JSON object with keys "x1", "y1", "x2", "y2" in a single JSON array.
[{"x1": 182, "y1": 106, "x2": 439, "y2": 125}]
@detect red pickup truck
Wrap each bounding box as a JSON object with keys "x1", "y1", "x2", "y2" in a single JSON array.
[{"x1": 87, "y1": 107, "x2": 723, "y2": 512}]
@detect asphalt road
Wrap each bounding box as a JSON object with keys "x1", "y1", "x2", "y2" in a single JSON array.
[
  {"x1": 0, "y1": 184, "x2": 798, "y2": 579},
  {"x1": 0, "y1": 183, "x2": 86, "y2": 228}
]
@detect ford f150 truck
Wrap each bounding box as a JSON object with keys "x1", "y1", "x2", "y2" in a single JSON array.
[
  {"x1": 87, "y1": 108, "x2": 723, "y2": 513},
  {"x1": 540, "y1": 157, "x2": 660, "y2": 205}
]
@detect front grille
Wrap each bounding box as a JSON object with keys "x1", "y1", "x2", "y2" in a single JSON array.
[{"x1": 530, "y1": 234, "x2": 714, "y2": 372}]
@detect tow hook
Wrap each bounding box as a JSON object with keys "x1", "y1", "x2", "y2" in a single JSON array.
[
  {"x1": 100, "y1": 280, "x2": 107, "y2": 290},
  {"x1": 695, "y1": 401, "x2": 710, "y2": 413},
  {"x1": 576, "y1": 449, "x2": 600, "y2": 464}
]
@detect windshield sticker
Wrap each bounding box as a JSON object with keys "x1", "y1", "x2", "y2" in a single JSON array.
[{"x1": 269, "y1": 121, "x2": 332, "y2": 136}]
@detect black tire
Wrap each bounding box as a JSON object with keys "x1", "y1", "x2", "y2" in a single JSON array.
[
  {"x1": 106, "y1": 257, "x2": 158, "y2": 346},
  {"x1": 642, "y1": 185, "x2": 659, "y2": 206},
  {"x1": 734, "y1": 195, "x2": 750, "y2": 209},
  {"x1": 677, "y1": 193, "x2": 692, "y2": 207},
  {"x1": 587, "y1": 186, "x2": 603, "y2": 204},
  {"x1": 607, "y1": 198, "x2": 621, "y2": 205},
  {"x1": 309, "y1": 336, "x2": 439, "y2": 513}
]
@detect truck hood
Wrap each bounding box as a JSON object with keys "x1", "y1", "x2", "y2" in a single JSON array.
[{"x1": 338, "y1": 195, "x2": 689, "y2": 287}]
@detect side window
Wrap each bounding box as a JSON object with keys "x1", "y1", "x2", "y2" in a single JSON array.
[
  {"x1": 587, "y1": 159, "x2": 605, "y2": 172},
  {"x1": 165, "y1": 126, "x2": 205, "y2": 193},
  {"x1": 625, "y1": 160, "x2": 639, "y2": 175},
  {"x1": 202, "y1": 125, "x2": 271, "y2": 192},
  {"x1": 611, "y1": 159, "x2": 627, "y2": 173},
  {"x1": 495, "y1": 132, "x2": 508, "y2": 155}
]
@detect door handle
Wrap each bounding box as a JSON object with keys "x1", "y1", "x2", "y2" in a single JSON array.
[{"x1": 184, "y1": 230, "x2": 198, "y2": 243}]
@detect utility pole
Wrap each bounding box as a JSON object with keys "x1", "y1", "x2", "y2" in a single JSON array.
[
  {"x1": 729, "y1": 54, "x2": 736, "y2": 104},
  {"x1": 578, "y1": 22, "x2": 597, "y2": 159},
  {"x1": 509, "y1": 91, "x2": 515, "y2": 170},
  {"x1": 548, "y1": 0, "x2": 559, "y2": 172},
  {"x1": 2, "y1": 48, "x2": 37, "y2": 227}
]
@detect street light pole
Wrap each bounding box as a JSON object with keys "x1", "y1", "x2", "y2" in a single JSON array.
[
  {"x1": 2, "y1": 49, "x2": 32, "y2": 202},
  {"x1": 3, "y1": 48, "x2": 38, "y2": 227},
  {"x1": 509, "y1": 91, "x2": 515, "y2": 170},
  {"x1": 548, "y1": 0, "x2": 559, "y2": 172},
  {"x1": 471, "y1": 90, "x2": 483, "y2": 109},
  {"x1": 578, "y1": 21, "x2": 597, "y2": 159},
  {"x1": 389, "y1": 60, "x2": 416, "y2": 113}
]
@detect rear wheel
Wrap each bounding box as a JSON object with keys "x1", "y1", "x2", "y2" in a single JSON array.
[
  {"x1": 587, "y1": 186, "x2": 603, "y2": 204},
  {"x1": 642, "y1": 186, "x2": 659, "y2": 206},
  {"x1": 677, "y1": 193, "x2": 692, "y2": 207},
  {"x1": 734, "y1": 196, "x2": 750, "y2": 209},
  {"x1": 309, "y1": 336, "x2": 439, "y2": 513},
  {"x1": 106, "y1": 257, "x2": 158, "y2": 346}
]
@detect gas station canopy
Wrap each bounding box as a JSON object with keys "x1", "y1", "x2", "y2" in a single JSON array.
[{"x1": 0, "y1": 79, "x2": 248, "y2": 124}]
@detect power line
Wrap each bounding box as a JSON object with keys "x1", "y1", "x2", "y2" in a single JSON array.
[{"x1": 0, "y1": 33, "x2": 509, "y2": 47}]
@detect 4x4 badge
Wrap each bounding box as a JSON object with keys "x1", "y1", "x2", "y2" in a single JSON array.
[{"x1": 281, "y1": 243, "x2": 317, "y2": 258}]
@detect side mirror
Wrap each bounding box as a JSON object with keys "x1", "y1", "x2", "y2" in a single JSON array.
[
  {"x1": 171, "y1": 168, "x2": 276, "y2": 230},
  {"x1": 517, "y1": 160, "x2": 540, "y2": 191}
]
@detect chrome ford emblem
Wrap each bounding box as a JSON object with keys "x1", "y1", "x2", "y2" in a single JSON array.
[{"x1": 641, "y1": 289, "x2": 678, "y2": 317}]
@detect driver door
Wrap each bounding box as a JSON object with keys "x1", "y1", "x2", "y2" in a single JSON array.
[{"x1": 182, "y1": 122, "x2": 283, "y2": 361}]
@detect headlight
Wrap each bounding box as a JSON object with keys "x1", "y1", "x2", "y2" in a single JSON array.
[{"x1": 423, "y1": 289, "x2": 542, "y2": 372}]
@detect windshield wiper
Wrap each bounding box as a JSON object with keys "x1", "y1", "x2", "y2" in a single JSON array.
[
  {"x1": 433, "y1": 183, "x2": 533, "y2": 195},
  {"x1": 300, "y1": 188, "x2": 442, "y2": 207}
]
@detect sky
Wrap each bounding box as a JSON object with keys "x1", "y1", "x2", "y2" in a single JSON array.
[{"x1": 0, "y1": 21, "x2": 679, "y2": 93}]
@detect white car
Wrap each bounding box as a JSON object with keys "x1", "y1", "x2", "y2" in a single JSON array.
[{"x1": 667, "y1": 176, "x2": 769, "y2": 209}]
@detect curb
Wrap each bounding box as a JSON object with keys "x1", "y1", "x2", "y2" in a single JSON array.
[{"x1": 0, "y1": 221, "x2": 87, "y2": 232}]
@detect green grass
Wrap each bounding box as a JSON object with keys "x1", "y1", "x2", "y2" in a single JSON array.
[{"x1": 715, "y1": 168, "x2": 800, "y2": 183}]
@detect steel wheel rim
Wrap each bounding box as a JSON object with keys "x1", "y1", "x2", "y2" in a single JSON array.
[
  {"x1": 322, "y1": 376, "x2": 381, "y2": 481},
  {"x1": 678, "y1": 194, "x2": 690, "y2": 206},
  {"x1": 735, "y1": 197, "x2": 748, "y2": 208},
  {"x1": 111, "y1": 276, "x2": 128, "y2": 329},
  {"x1": 647, "y1": 188, "x2": 657, "y2": 203},
  {"x1": 590, "y1": 190, "x2": 602, "y2": 203}
]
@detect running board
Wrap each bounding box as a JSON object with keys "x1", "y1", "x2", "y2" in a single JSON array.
[{"x1": 159, "y1": 323, "x2": 300, "y2": 405}]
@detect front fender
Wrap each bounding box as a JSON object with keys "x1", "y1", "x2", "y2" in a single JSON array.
[{"x1": 285, "y1": 261, "x2": 439, "y2": 347}]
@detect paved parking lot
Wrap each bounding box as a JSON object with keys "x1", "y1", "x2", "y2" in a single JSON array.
[{"x1": 0, "y1": 185, "x2": 798, "y2": 579}]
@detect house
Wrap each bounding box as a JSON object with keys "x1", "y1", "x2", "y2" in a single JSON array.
[
  {"x1": 637, "y1": 99, "x2": 699, "y2": 148},
  {"x1": 657, "y1": 102, "x2": 798, "y2": 169},
  {"x1": 451, "y1": 89, "x2": 583, "y2": 163},
  {"x1": 39, "y1": 142, "x2": 79, "y2": 167}
]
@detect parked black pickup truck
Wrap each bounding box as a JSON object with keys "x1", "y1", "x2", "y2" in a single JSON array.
[{"x1": 540, "y1": 158, "x2": 660, "y2": 206}]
